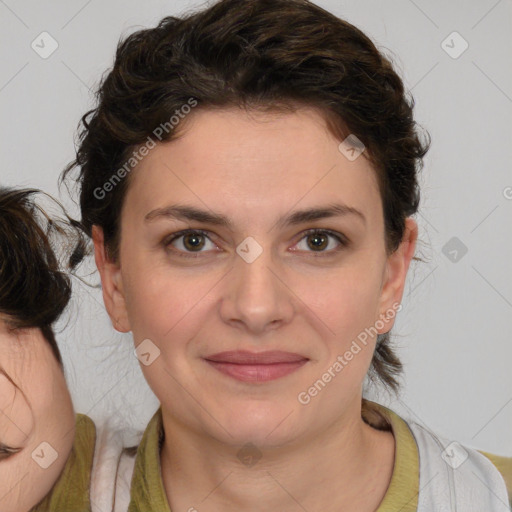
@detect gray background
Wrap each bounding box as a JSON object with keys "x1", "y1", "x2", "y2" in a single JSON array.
[{"x1": 1, "y1": 0, "x2": 511, "y2": 454}]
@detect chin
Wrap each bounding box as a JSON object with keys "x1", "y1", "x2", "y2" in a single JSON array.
[{"x1": 212, "y1": 401, "x2": 299, "y2": 448}]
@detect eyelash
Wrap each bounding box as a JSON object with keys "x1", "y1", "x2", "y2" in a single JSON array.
[
  {"x1": 163, "y1": 228, "x2": 349, "y2": 259},
  {"x1": 0, "y1": 443, "x2": 21, "y2": 461}
]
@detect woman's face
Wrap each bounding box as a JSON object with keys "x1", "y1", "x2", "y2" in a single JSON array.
[
  {"x1": 95, "y1": 107, "x2": 416, "y2": 448},
  {"x1": 0, "y1": 322, "x2": 75, "y2": 512}
]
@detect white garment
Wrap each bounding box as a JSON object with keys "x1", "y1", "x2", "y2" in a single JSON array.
[
  {"x1": 407, "y1": 421, "x2": 510, "y2": 511},
  {"x1": 89, "y1": 415, "x2": 510, "y2": 511},
  {"x1": 89, "y1": 418, "x2": 139, "y2": 512}
]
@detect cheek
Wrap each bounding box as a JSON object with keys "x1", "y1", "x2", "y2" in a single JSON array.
[
  {"x1": 125, "y1": 279, "x2": 182, "y2": 338},
  {"x1": 33, "y1": 366, "x2": 75, "y2": 430},
  {"x1": 123, "y1": 259, "x2": 216, "y2": 347},
  {"x1": 0, "y1": 373, "x2": 34, "y2": 447},
  {"x1": 300, "y1": 270, "x2": 383, "y2": 394},
  {"x1": 122, "y1": 255, "x2": 172, "y2": 337},
  {"x1": 0, "y1": 378, "x2": 65, "y2": 512},
  {"x1": 0, "y1": 446, "x2": 72, "y2": 512},
  {"x1": 299, "y1": 262, "x2": 383, "y2": 340}
]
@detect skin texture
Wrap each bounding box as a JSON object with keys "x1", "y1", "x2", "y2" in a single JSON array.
[
  {"x1": 93, "y1": 107, "x2": 417, "y2": 511},
  {"x1": 0, "y1": 322, "x2": 75, "y2": 512}
]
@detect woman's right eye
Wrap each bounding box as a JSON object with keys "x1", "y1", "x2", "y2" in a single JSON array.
[{"x1": 163, "y1": 229, "x2": 219, "y2": 258}]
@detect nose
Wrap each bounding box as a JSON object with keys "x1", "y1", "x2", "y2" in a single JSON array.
[{"x1": 219, "y1": 243, "x2": 294, "y2": 334}]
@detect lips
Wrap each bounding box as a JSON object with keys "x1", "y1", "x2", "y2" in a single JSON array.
[
  {"x1": 203, "y1": 350, "x2": 309, "y2": 382},
  {"x1": 204, "y1": 350, "x2": 308, "y2": 365}
]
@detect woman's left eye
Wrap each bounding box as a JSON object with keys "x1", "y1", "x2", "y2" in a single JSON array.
[
  {"x1": 163, "y1": 228, "x2": 348, "y2": 258},
  {"x1": 292, "y1": 229, "x2": 348, "y2": 255},
  {"x1": 0, "y1": 443, "x2": 21, "y2": 461}
]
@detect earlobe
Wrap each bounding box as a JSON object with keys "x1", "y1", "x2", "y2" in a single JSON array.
[
  {"x1": 91, "y1": 225, "x2": 131, "y2": 333},
  {"x1": 377, "y1": 218, "x2": 418, "y2": 333}
]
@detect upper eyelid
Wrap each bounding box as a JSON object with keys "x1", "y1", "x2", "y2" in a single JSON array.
[{"x1": 0, "y1": 444, "x2": 22, "y2": 461}]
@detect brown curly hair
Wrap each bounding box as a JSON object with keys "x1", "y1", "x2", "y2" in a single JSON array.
[{"x1": 61, "y1": 0, "x2": 430, "y2": 393}]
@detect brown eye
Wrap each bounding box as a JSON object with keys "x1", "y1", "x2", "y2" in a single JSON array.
[
  {"x1": 164, "y1": 229, "x2": 218, "y2": 258},
  {"x1": 293, "y1": 229, "x2": 348, "y2": 254},
  {"x1": 182, "y1": 232, "x2": 206, "y2": 251},
  {"x1": 306, "y1": 232, "x2": 329, "y2": 251}
]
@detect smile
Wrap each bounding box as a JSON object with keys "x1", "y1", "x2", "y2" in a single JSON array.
[{"x1": 204, "y1": 359, "x2": 308, "y2": 383}]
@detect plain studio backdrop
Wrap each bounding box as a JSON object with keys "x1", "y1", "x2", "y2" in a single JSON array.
[{"x1": 1, "y1": 0, "x2": 511, "y2": 455}]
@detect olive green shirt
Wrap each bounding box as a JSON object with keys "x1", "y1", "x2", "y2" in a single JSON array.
[{"x1": 30, "y1": 413, "x2": 96, "y2": 512}]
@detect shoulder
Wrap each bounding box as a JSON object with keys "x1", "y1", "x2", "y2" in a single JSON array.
[
  {"x1": 479, "y1": 450, "x2": 512, "y2": 506},
  {"x1": 31, "y1": 409, "x2": 163, "y2": 512},
  {"x1": 407, "y1": 419, "x2": 512, "y2": 508},
  {"x1": 366, "y1": 401, "x2": 512, "y2": 509},
  {"x1": 88, "y1": 408, "x2": 165, "y2": 511},
  {"x1": 30, "y1": 413, "x2": 97, "y2": 511},
  {"x1": 75, "y1": 412, "x2": 97, "y2": 447},
  {"x1": 89, "y1": 413, "x2": 143, "y2": 510}
]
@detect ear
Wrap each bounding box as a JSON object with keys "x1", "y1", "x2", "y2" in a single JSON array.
[
  {"x1": 91, "y1": 225, "x2": 131, "y2": 333},
  {"x1": 376, "y1": 217, "x2": 418, "y2": 333}
]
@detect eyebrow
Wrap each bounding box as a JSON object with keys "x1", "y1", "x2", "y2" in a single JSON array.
[{"x1": 144, "y1": 202, "x2": 366, "y2": 230}]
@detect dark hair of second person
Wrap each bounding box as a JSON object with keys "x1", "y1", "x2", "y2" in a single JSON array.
[{"x1": 0, "y1": 187, "x2": 86, "y2": 366}]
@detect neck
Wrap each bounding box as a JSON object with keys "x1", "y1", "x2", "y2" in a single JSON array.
[{"x1": 160, "y1": 400, "x2": 395, "y2": 512}]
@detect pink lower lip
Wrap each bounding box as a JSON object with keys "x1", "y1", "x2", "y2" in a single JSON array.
[{"x1": 205, "y1": 360, "x2": 308, "y2": 382}]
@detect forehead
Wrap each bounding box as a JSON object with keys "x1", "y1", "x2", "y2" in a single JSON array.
[
  {"x1": 123, "y1": 107, "x2": 382, "y2": 228},
  {"x1": 0, "y1": 325, "x2": 53, "y2": 380}
]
